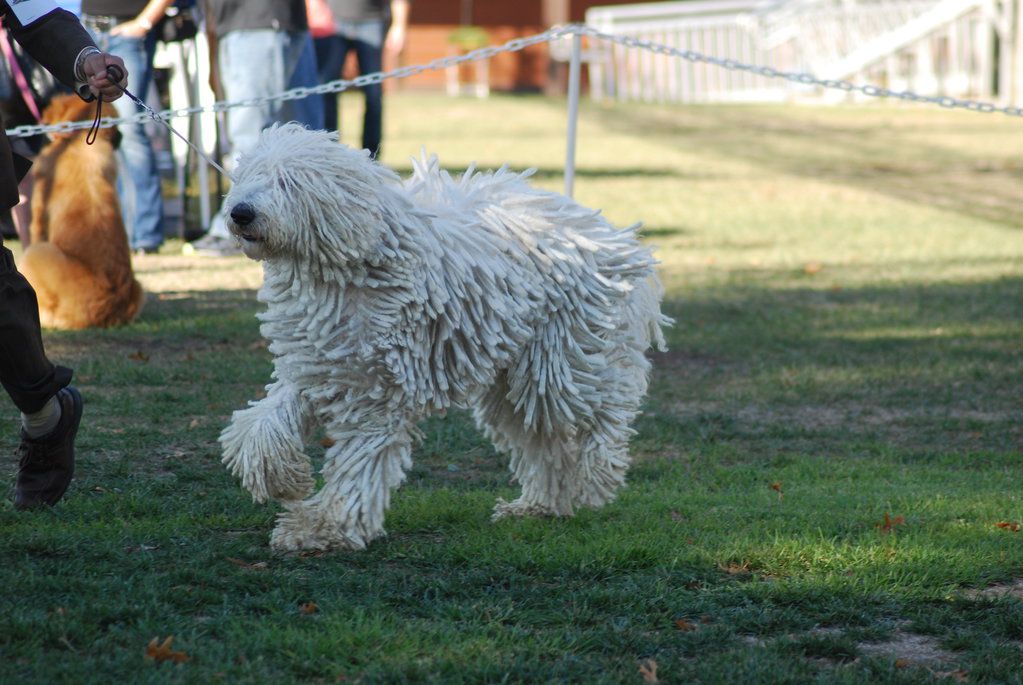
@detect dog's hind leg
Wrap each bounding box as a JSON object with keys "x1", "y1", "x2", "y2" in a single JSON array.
[
  {"x1": 474, "y1": 372, "x2": 582, "y2": 520},
  {"x1": 571, "y1": 344, "x2": 651, "y2": 510},
  {"x1": 270, "y1": 417, "x2": 416, "y2": 552},
  {"x1": 220, "y1": 380, "x2": 316, "y2": 503}
]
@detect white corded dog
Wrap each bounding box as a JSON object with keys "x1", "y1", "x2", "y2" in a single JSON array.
[{"x1": 219, "y1": 124, "x2": 671, "y2": 552}]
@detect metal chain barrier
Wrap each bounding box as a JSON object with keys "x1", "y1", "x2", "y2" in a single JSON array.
[{"x1": 7, "y1": 22, "x2": 1020, "y2": 138}]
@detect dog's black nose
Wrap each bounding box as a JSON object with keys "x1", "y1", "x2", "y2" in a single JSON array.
[{"x1": 231, "y1": 203, "x2": 256, "y2": 226}]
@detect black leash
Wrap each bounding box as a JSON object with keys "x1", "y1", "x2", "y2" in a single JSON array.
[{"x1": 84, "y1": 64, "x2": 232, "y2": 179}]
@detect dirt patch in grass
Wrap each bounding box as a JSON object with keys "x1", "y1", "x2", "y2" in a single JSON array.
[
  {"x1": 672, "y1": 401, "x2": 1018, "y2": 432},
  {"x1": 963, "y1": 579, "x2": 1023, "y2": 600},
  {"x1": 858, "y1": 631, "x2": 958, "y2": 667}
]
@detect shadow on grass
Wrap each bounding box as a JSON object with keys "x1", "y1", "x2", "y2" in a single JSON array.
[{"x1": 647, "y1": 274, "x2": 1023, "y2": 455}]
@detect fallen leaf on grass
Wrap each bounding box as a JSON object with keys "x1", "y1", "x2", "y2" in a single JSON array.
[
  {"x1": 145, "y1": 636, "x2": 189, "y2": 664},
  {"x1": 803, "y1": 262, "x2": 823, "y2": 275},
  {"x1": 669, "y1": 510, "x2": 684, "y2": 522},
  {"x1": 225, "y1": 557, "x2": 268, "y2": 570},
  {"x1": 877, "y1": 512, "x2": 905, "y2": 534},
  {"x1": 188, "y1": 418, "x2": 202, "y2": 430},
  {"x1": 895, "y1": 659, "x2": 910, "y2": 668},
  {"x1": 128, "y1": 350, "x2": 150, "y2": 363},
  {"x1": 995, "y1": 521, "x2": 1021, "y2": 532},
  {"x1": 320, "y1": 437, "x2": 336, "y2": 448},
  {"x1": 770, "y1": 481, "x2": 783, "y2": 500},
  {"x1": 674, "y1": 618, "x2": 697, "y2": 631},
  {"x1": 299, "y1": 602, "x2": 319, "y2": 615},
  {"x1": 638, "y1": 658, "x2": 659, "y2": 683},
  {"x1": 931, "y1": 669, "x2": 969, "y2": 682},
  {"x1": 718, "y1": 561, "x2": 751, "y2": 575}
]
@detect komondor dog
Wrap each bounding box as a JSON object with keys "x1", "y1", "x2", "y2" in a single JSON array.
[
  {"x1": 220, "y1": 124, "x2": 671, "y2": 553},
  {"x1": 20, "y1": 94, "x2": 144, "y2": 329}
]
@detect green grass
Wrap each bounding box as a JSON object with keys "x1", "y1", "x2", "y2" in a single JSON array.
[{"x1": 2, "y1": 92, "x2": 1023, "y2": 683}]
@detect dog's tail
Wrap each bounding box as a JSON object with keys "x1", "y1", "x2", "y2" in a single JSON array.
[
  {"x1": 121, "y1": 277, "x2": 145, "y2": 325},
  {"x1": 96, "y1": 275, "x2": 145, "y2": 327},
  {"x1": 623, "y1": 273, "x2": 671, "y2": 353}
]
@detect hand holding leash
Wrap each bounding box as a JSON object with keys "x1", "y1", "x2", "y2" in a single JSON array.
[{"x1": 76, "y1": 55, "x2": 128, "y2": 102}]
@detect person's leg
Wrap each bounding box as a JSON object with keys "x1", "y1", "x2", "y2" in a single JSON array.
[
  {"x1": 0, "y1": 247, "x2": 70, "y2": 410},
  {"x1": 281, "y1": 32, "x2": 324, "y2": 130},
  {"x1": 0, "y1": 245, "x2": 81, "y2": 509},
  {"x1": 192, "y1": 30, "x2": 291, "y2": 252},
  {"x1": 220, "y1": 30, "x2": 291, "y2": 162},
  {"x1": 350, "y1": 22, "x2": 385, "y2": 157},
  {"x1": 314, "y1": 34, "x2": 347, "y2": 133}
]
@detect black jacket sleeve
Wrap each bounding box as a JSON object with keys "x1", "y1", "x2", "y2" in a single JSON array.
[{"x1": 0, "y1": 3, "x2": 98, "y2": 89}]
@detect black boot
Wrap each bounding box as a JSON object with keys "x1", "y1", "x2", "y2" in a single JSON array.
[{"x1": 14, "y1": 386, "x2": 83, "y2": 510}]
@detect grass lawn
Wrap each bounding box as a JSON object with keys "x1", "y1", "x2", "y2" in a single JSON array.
[{"x1": 2, "y1": 91, "x2": 1023, "y2": 683}]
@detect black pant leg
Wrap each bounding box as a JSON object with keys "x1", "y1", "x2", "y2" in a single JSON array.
[{"x1": 0, "y1": 245, "x2": 71, "y2": 413}]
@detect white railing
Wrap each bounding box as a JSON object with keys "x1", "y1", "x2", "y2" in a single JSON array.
[
  {"x1": 585, "y1": 0, "x2": 999, "y2": 104},
  {"x1": 587, "y1": 1, "x2": 795, "y2": 103}
]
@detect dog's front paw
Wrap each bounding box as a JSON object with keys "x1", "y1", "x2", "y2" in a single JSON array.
[
  {"x1": 220, "y1": 411, "x2": 315, "y2": 503},
  {"x1": 269, "y1": 507, "x2": 367, "y2": 553},
  {"x1": 491, "y1": 497, "x2": 562, "y2": 521}
]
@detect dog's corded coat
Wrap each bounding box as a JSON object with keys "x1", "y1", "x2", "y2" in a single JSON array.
[{"x1": 220, "y1": 124, "x2": 670, "y2": 552}]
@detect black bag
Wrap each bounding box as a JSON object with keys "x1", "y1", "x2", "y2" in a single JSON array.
[{"x1": 157, "y1": 0, "x2": 199, "y2": 43}]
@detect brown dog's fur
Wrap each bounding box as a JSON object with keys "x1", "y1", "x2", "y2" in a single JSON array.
[{"x1": 20, "y1": 94, "x2": 144, "y2": 329}]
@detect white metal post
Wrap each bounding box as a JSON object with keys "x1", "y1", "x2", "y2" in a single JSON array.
[{"x1": 564, "y1": 31, "x2": 582, "y2": 198}]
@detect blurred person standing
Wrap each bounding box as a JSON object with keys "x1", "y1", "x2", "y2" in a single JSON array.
[
  {"x1": 80, "y1": 0, "x2": 174, "y2": 255},
  {"x1": 314, "y1": 0, "x2": 408, "y2": 158},
  {"x1": 186, "y1": 0, "x2": 322, "y2": 257}
]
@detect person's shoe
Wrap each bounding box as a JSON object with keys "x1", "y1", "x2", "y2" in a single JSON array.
[
  {"x1": 133, "y1": 246, "x2": 160, "y2": 256},
  {"x1": 183, "y1": 233, "x2": 242, "y2": 257},
  {"x1": 14, "y1": 387, "x2": 83, "y2": 510}
]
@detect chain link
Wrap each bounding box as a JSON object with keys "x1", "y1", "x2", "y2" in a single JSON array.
[{"x1": 6, "y1": 23, "x2": 1019, "y2": 138}]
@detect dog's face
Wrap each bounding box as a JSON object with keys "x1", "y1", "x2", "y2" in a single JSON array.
[
  {"x1": 42, "y1": 94, "x2": 119, "y2": 145},
  {"x1": 223, "y1": 124, "x2": 405, "y2": 266}
]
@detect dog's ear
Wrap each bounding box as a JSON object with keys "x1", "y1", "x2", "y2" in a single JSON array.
[{"x1": 40, "y1": 94, "x2": 93, "y2": 140}]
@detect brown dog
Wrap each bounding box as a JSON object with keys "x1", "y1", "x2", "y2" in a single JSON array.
[{"x1": 19, "y1": 94, "x2": 144, "y2": 329}]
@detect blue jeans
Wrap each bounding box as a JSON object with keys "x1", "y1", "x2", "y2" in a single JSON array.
[
  {"x1": 86, "y1": 25, "x2": 165, "y2": 251},
  {"x1": 219, "y1": 30, "x2": 320, "y2": 163},
  {"x1": 283, "y1": 33, "x2": 325, "y2": 131},
  {"x1": 314, "y1": 20, "x2": 385, "y2": 156}
]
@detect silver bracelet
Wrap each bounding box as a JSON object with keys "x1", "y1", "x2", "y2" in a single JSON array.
[{"x1": 73, "y1": 46, "x2": 102, "y2": 83}]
